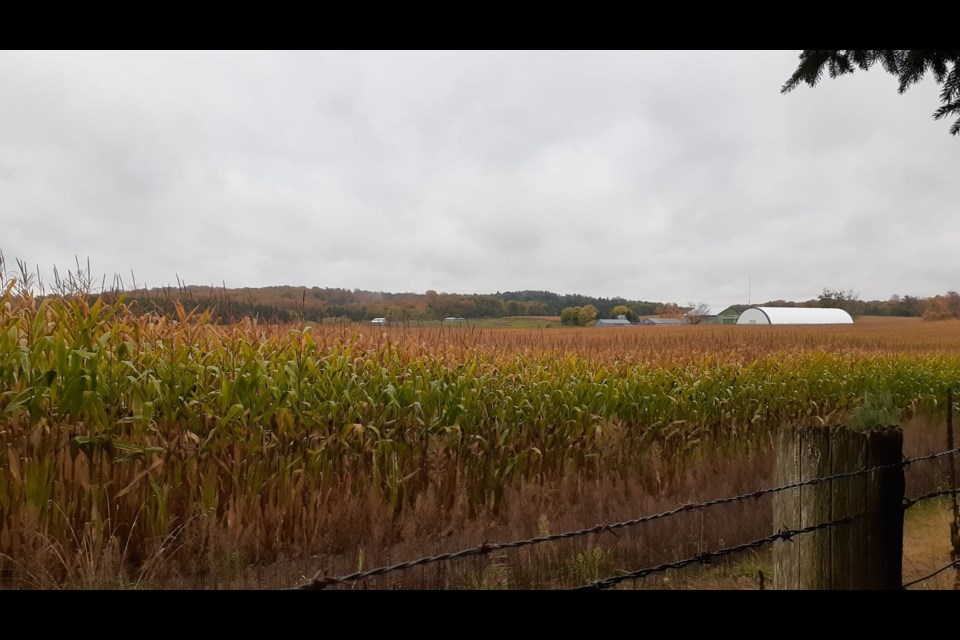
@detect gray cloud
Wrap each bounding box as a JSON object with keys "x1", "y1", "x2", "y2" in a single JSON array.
[{"x1": 1, "y1": 50, "x2": 956, "y2": 312}]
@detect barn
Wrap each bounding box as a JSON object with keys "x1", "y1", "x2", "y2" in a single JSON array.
[
  {"x1": 735, "y1": 306, "x2": 854, "y2": 325},
  {"x1": 640, "y1": 317, "x2": 684, "y2": 326},
  {"x1": 595, "y1": 318, "x2": 633, "y2": 327}
]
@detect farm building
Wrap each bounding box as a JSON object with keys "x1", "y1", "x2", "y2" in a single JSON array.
[
  {"x1": 716, "y1": 306, "x2": 747, "y2": 324},
  {"x1": 735, "y1": 307, "x2": 854, "y2": 325},
  {"x1": 640, "y1": 318, "x2": 684, "y2": 326},
  {"x1": 595, "y1": 318, "x2": 633, "y2": 327}
]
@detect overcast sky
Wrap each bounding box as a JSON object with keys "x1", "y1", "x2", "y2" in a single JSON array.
[{"x1": 1, "y1": 50, "x2": 956, "y2": 312}]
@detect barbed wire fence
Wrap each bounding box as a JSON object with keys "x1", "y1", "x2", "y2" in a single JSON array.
[
  {"x1": 946, "y1": 388, "x2": 960, "y2": 589},
  {"x1": 289, "y1": 445, "x2": 960, "y2": 591},
  {"x1": 902, "y1": 559, "x2": 960, "y2": 589}
]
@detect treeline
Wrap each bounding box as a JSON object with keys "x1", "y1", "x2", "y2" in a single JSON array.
[
  {"x1": 89, "y1": 285, "x2": 952, "y2": 324},
  {"x1": 114, "y1": 285, "x2": 673, "y2": 324},
  {"x1": 757, "y1": 288, "x2": 930, "y2": 318},
  {"x1": 499, "y1": 290, "x2": 662, "y2": 317},
  {"x1": 755, "y1": 288, "x2": 960, "y2": 321}
]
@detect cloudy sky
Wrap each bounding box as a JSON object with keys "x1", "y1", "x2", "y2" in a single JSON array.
[{"x1": 1, "y1": 50, "x2": 956, "y2": 312}]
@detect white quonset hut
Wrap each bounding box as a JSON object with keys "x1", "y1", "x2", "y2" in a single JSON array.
[{"x1": 736, "y1": 307, "x2": 854, "y2": 325}]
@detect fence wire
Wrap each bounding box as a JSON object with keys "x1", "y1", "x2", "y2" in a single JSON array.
[
  {"x1": 903, "y1": 486, "x2": 960, "y2": 509},
  {"x1": 291, "y1": 446, "x2": 960, "y2": 590},
  {"x1": 572, "y1": 516, "x2": 858, "y2": 590},
  {"x1": 578, "y1": 485, "x2": 960, "y2": 591},
  {"x1": 902, "y1": 559, "x2": 960, "y2": 589}
]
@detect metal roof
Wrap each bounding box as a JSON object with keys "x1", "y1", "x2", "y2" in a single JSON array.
[
  {"x1": 736, "y1": 307, "x2": 854, "y2": 325},
  {"x1": 595, "y1": 318, "x2": 633, "y2": 326}
]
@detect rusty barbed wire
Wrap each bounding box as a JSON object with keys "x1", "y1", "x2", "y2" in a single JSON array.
[
  {"x1": 903, "y1": 486, "x2": 960, "y2": 509},
  {"x1": 900, "y1": 445, "x2": 960, "y2": 469},
  {"x1": 291, "y1": 446, "x2": 960, "y2": 590},
  {"x1": 902, "y1": 558, "x2": 960, "y2": 589},
  {"x1": 573, "y1": 515, "x2": 858, "y2": 590}
]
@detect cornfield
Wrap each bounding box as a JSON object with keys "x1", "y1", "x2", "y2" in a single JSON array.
[{"x1": 2, "y1": 285, "x2": 960, "y2": 586}]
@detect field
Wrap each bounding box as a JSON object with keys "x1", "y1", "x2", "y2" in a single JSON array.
[{"x1": 1, "y1": 293, "x2": 959, "y2": 588}]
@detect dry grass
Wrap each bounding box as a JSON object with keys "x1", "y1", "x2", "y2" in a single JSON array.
[{"x1": 902, "y1": 501, "x2": 959, "y2": 589}]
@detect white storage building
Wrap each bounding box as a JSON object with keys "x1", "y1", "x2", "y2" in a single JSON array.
[{"x1": 735, "y1": 307, "x2": 853, "y2": 325}]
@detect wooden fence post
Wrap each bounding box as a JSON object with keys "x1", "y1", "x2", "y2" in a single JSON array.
[
  {"x1": 773, "y1": 424, "x2": 904, "y2": 589},
  {"x1": 946, "y1": 388, "x2": 960, "y2": 590}
]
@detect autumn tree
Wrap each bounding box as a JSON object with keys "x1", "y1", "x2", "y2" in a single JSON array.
[
  {"x1": 783, "y1": 50, "x2": 960, "y2": 135},
  {"x1": 424, "y1": 289, "x2": 442, "y2": 319},
  {"x1": 945, "y1": 291, "x2": 960, "y2": 317},
  {"x1": 889, "y1": 294, "x2": 927, "y2": 317},
  {"x1": 686, "y1": 302, "x2": 712, "y2": 324},
  {"x1": 654, "y1": 303, "x2": 680, "y2": 317},
  {"x1": 818, "y1": 288, "x2": 863, "y2": 316},
  {"x1": 577, "y1": 304, "x2": 599, "y2": 326},
  {"x1": 922, "y1": 291, "x2": 960, "y2": 321},
  {"x1": 610, "y1": 305, "x2": 636, "y2": 322},
  {"x1": 560, "y1": 306, "x2": 580, "y2": 326},
  {"x1": 632, "y1": 302, "x2": 657, "y2": 317},
  {"x1": 922, "y1": 296, "x2": 953, "y2": 321},
  {"x1": 560, "y1": 305, "x2": 598, "y2": 326}
]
